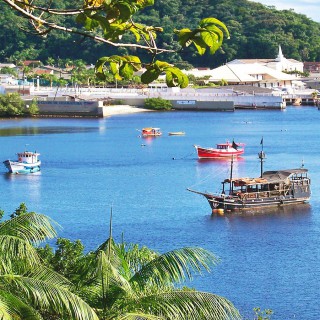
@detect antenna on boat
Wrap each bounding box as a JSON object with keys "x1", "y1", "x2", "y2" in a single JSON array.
[{"x1": 258, "y1": 137, "x2": 266, "y2": 178}]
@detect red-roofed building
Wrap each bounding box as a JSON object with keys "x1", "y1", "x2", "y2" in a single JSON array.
[{"x1": 23, "y1": 60, "x2": 42, "y2": 67}]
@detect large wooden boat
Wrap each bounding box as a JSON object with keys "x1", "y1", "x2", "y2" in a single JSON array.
[
  {"x1": 194, "y1": 141, "x2": 245, "y2": 159},
  {"x1": 3, "y1": 151, "x2": 41, "y2": 174},
  {"x1": 188, "y1": 151, "x2": 311, "y2": 213}
]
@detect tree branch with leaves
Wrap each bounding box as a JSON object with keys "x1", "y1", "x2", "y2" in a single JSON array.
[{"x1": 2, "y1": 0, "x2": 229, "y2": 88}]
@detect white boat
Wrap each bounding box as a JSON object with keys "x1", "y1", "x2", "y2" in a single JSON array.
[
  {"x1": 168, "y1": 131, "x2": 185, "y2": 136},
  {"x1": 3, "y1": 151, "x2": 41, "y2": 174}
]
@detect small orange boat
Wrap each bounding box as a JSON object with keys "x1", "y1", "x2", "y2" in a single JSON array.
[{"x1": 141, "y1": 127, "x2": 162, "y2": 137}]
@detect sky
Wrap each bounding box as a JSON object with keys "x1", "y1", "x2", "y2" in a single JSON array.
[{"x1": 250, "y1": 0, "x2": 320, "y2": 22}]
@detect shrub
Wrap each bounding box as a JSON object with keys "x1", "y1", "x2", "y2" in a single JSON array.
[
  {"x1": 0, "y1": 93, "x2": 38, "y2": 117},
  {"x1": 144, "y1": 97, "x2": 172, "y2": 110}
]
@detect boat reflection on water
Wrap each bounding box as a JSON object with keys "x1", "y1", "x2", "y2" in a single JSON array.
[
  {"x1": 3, "y1": 171, "x2": 42, "y2": 201},
  {"x1": 3, "y1": 171, "x2": 41, "y2": 180},
  {"x1": 197, "y1": 157, "x2": 245, "y2": 164}
]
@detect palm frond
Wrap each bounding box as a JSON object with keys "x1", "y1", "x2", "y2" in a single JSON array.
[
  {"x1": 117, "y1": 242, "x2": 159, "y2": 276},
  {"x1": 3, "y1": 274, "x2": 99, "y2": 320},
  {"x1": 131, "y1": 290, "x2": 241, "y2": 320},
  {"x1": 0, "y1": 213, "x2": 59, "y2": 244},
  {"x1": 0, "y1": 290, "x2": 42, "y2": 320},
  {"x1": 130, "y1": 247, "x2": 220, "y2": 289},
  {"x1": 0, "y1": 295, "x2": 12, "y2": 320},
  {"x1": 95, "y1": 250, "x2": 134, "y2": 295},
  {"x1": 116, "y1": 313, "x2": 164, "y2": 320},
  {"x1": 27, "y1": 264, "x2": 72, "y2": 288},
  {"x1": 0, "y1": 235, "x2": 41, "y2": 269}
]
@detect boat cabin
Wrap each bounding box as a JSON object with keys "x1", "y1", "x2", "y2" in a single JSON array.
[
  {"x1": 217, "y1": 143, "x2": 231, "y2": 150},
  {"x1": 222, "y1": 169, "x2": 310, "y2": 199},
  {"x1": 216, "y1": 141, "x2": 243, "y2": 150},
  {"x1": 17, "y1": 151, "x2": 40, "y2": 164}
]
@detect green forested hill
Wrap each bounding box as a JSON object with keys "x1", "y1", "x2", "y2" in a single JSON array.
[{"x1": 1, "y1": 0, "x2": 319, "y2": 67}]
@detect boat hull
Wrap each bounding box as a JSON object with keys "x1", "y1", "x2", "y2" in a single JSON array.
[
  {"x1": 206, "y1": 194, "x2": 310, "y2": 212},
  {"x1": 202, "y1": 188, "x2": 310, "y2": 213},
  {"x1": 142, "y1": 133, "x2": 162, "y2": 137},
  {"x1": 169, "y1": 132, "x2": 185, "y2": 136},
  {"x1": 194, "y1": 145, "x2": 244, "y2": 158},
  {"x1": 3, "y1": 160, "x2": 41, "y2": 174}
]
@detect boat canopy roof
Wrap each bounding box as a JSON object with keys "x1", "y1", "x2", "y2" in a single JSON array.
[
  {"x1": 262, "y1": 169, "x2": 308, "y2": 182},
  {"x1": 142, "y1": 127, "x2": 160, "y2": 131},
  {"x1": 224, "y1": 169, "x2": 308, "y2": 186}
]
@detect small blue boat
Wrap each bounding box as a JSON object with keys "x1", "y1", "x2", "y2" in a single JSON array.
[{"x1": 3, "y1": 151, "x2": 41, "y2": 174}]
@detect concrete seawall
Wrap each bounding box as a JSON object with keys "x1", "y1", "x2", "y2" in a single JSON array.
[
  {"x1": 33, "y1": 98, "x2": 235, "y2": 117},
  {"x1": 24, "y1": 87, "x2": 286, "y2": 117},
  {"x1": 37, "y1": 100, "x2": 104, "y2": 117}
]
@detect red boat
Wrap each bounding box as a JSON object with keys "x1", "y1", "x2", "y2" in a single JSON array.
[
  {"x1": 141, "y1": 127, "x2": 162, "y2": 137},
  {"x1": 194, "y1": 141, "x2": 245, "y2": 159}
]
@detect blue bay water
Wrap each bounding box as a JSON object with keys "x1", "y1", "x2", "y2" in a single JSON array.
[{"x1": 0, "y1": 107, "x2": 320, "y2": 319}]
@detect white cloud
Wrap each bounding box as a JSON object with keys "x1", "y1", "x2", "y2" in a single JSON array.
[{"x1": 250, "y1": 0, "x2": 320, "y2": 22}]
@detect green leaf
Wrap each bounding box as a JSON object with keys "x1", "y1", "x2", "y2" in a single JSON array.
[
  {"x1": 165, "y1": 67, "x2": 189, "y2": 88},
  {"x1": 91, "y1": 13, "x2": 110, "y2": 31},
  {"x1": 137, "y1": 0, "x2": 154, "y2": 8},
  {"x1": 123, "y1": 55, "x2": 141, "y2": 71},
  {"x1": 200, "y1": 17, "x2": 230, "y2": 39},
  {"x1": 200, "y1": 30, "x2": 218, "y2": 48},
  {"x1": 141, "y1": 68, "x2": 160, "y2": 84},
  {"x1": 119, "y1": 63, "x2": 134, "y2": 79},
  {"x1": 95, "y1": 56, "x2": 110, "y2": 74},
  {"x1": 75, "y1": 13, "x2": 87, "y2": 25},
  {"x1": 109, "y1": 61, "x2": 119, "y2": 75},
  {"x1": 192, "y1": 37, "x2": 207, "y2": 55},
  {"x1": 116, "y1": 2, "x2": 133, "y2": 21},
  {"x1": 129, "y1": 25, "x2": 141, "y2": 42},
  {"x1": 174, "y1": 28, "x2": 194, "y2": 47},
  {"x1": 154, "y1": 60, "x2": 171, "y2": 70}
]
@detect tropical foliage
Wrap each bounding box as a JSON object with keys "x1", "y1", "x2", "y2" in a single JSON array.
[
  {"x1": 144, "y1": 97, "x2": 173, "y2": 110},
  {"x1": 37, "y1": 215, "x2": 241, "y2": 319},
  {"x1": 0, "y1": 204, "x2": 98, "y2": 320},
  {"x1": 0, "y1": 0, "x2": 319, "y2": 69},
  {"x1": 0, "y1": 93, "x2": 38, "y2": 117}
]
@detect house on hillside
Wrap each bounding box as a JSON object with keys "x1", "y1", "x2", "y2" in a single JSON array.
[
  {"x1": 303, "y1": 62, "x2": 320, "y2": 76},
  {"x1": 40, "y1": 65, "x2": 71, "y2": 79},
  {"x1": 33, "y1": 68, "x2": 54, "y2": 76},
  {"x1": 0, "y1": 63, "x2": 16, "y2": 69},
  {"x1": 23, "y1": 60, "x2": 42, "y2": 68}
]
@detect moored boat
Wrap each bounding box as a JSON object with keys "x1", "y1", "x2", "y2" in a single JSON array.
[
  {"x1": 168, "y1": 131, "x2": 185, "y2": 136},
  {"x1": 188, "y1": 151, "x2": 311, "y2": 213},
  {"x1": 3, "y1": 151, "x2": 41, "y2": 174},
  {"x1": 141, "y1": 127, "x2": 162, "y2": 137},
  {"x1": 194, "y1": 141, "x2": 245, "y2": 159}
]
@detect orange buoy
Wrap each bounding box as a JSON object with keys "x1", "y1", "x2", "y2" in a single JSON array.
[{"x1": 213, "y1": 208, "x2": 224, "y2": 215}]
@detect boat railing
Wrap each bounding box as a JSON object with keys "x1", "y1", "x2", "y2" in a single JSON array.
[{"x1": 232, "y1": 187, "x2": 291, "y2": 199}]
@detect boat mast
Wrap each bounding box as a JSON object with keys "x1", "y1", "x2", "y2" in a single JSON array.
[
  {"x1": 258, "y1": 137, "x2": 266, "y2": 178},
  {"x1": 229, "y1": 155, "x2": 234, "y2": 194}
]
